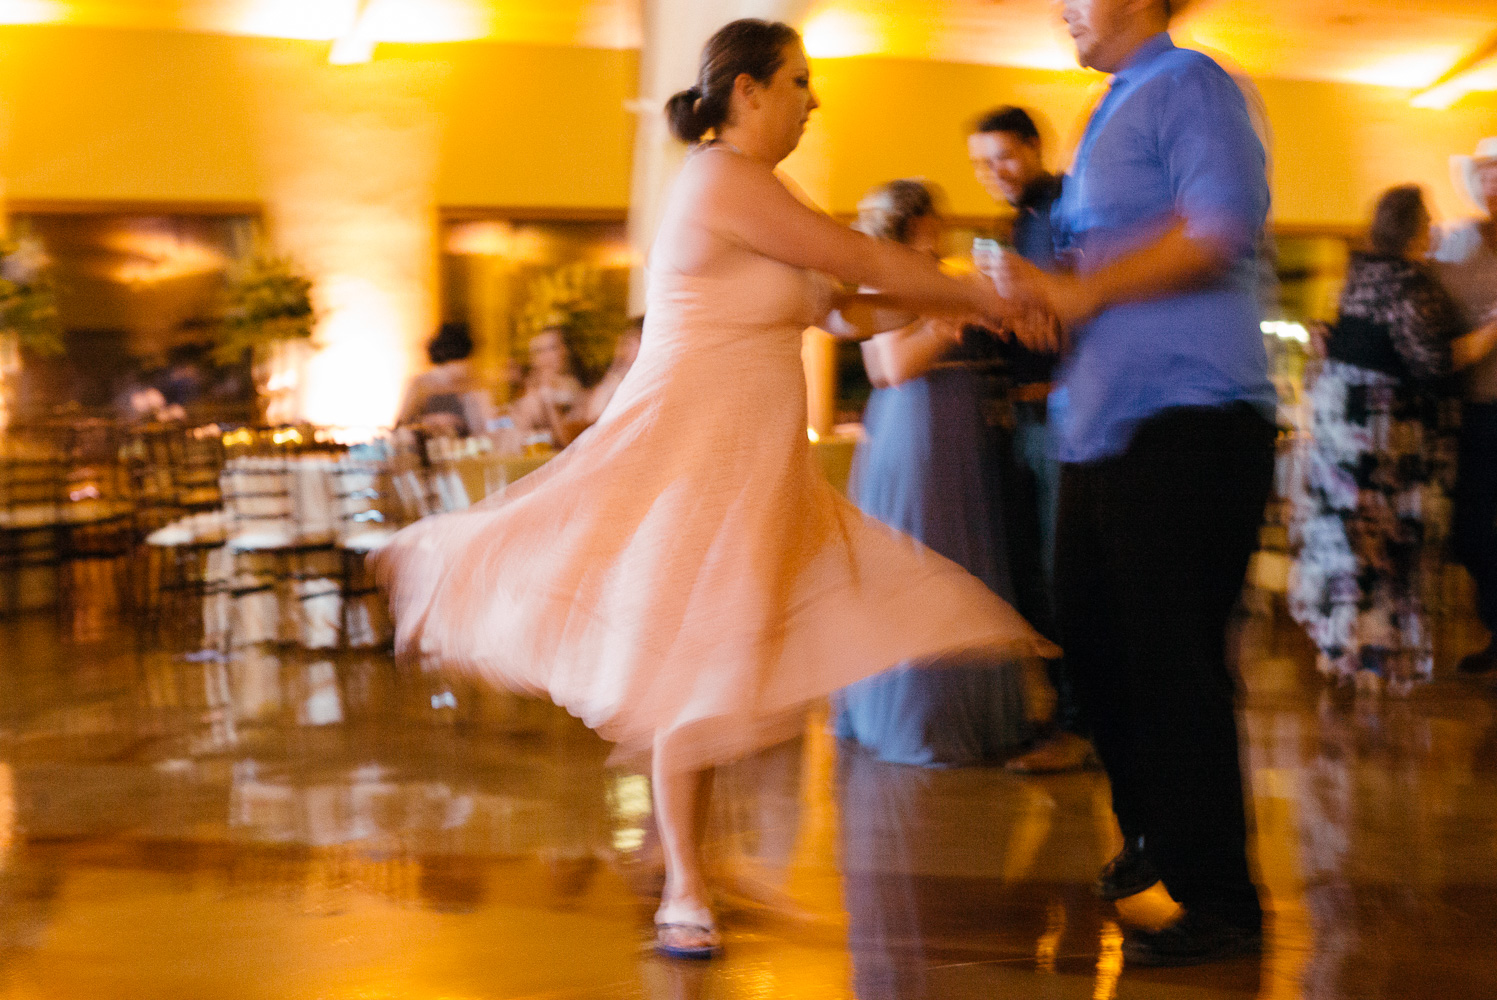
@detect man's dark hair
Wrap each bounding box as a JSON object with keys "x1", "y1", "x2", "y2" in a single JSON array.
[{"x1": 971, "y1": 106, "x2": 1040, "y2": 143}]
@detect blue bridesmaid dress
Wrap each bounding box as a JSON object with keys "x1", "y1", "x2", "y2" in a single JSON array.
[{"x1": 833, "y1": 362, "x2": 1032, "y2": 766}]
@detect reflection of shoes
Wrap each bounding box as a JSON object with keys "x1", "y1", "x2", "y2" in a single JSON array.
[
  {"x1": 655, "y1": 901, "x2": 722, "y2": 960},
  {"x1": 1096, "y1": 839, "x2": 1160, "y2": 901},
  {"x1": 1123, "y1": 909, "x2": 1262, "y2": 967},
  {"x1": 1006, "y1": 732, "x2": 1099, "y2": 774},
  {"x1": 1458, "y1": 644, "x2": 1497, "y2": 675}
]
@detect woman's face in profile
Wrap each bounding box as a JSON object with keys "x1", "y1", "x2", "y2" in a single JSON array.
[{"x1": 756, "y1": 44, "x2": 819, "y2": 159}]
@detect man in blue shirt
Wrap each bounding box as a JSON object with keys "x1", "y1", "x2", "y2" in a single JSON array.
[
  {"x1": 998, "y1": 0, "x2": 1276, "y2": 966},
  {"x1": 967, "y1": 106, "x2": 1096, "y2": 775}
]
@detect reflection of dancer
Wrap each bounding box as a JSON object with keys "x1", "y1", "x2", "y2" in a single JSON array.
[
  {"x1": 374, "y1": 18, "x2": 1052, "y2": 960},
  {"x1": 834, "y1": 180, "x2": 1032, "y2": 766}
]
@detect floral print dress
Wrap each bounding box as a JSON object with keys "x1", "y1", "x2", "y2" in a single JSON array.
[{"x1": 1289, "y1": 254, "x2": 1465, "y2": 691}]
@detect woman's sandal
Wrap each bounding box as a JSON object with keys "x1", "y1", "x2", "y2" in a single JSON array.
[{"x1": 654, "y1": 901, "x2": 722, "y2": 960}]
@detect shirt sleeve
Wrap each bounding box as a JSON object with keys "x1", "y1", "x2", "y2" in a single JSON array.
[{"x1": 1155, "y1": 60, "x2": 1269, "y2": 261}]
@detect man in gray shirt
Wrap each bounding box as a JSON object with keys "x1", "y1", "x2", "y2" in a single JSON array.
[{"x1": 1434, "y1": 138, "x2": 1497, "y2": 673}]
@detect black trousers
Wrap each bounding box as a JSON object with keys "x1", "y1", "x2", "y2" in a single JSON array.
[
  {"x1": 1453, "y1": 402, "x2": 1497, "y2": 632},
  {"x1": 1057, "y1": 402, "x2": 1275, "y2": 930}
]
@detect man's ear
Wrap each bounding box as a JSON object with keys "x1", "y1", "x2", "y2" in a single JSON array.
[{"x1": 1133, "y1": 0, "x2": 1173, "y2": 24}]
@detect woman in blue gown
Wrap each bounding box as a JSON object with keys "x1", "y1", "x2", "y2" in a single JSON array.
[{"x1": 834, "y1": 180, "x2": 1033, "y2": 766}]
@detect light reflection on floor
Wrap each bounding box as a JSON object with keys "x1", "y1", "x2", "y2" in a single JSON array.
[{"x1": 0, "y1": 593, "x2": 1493, "y2": 998}]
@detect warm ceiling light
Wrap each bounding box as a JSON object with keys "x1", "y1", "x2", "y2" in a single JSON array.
[
  {"x1": 802, "y1": 8, "x2": 880, "y2": 59},
  {"x1": 0, "y1": 0, "x2": 64, "y2": 24},
  {"x1": 1341, "y1": 49, "x2": 1464, "y2": 90},
  {"x1": 361, "y1": 0, "x2": 484, "y2": 44},
  {"x1": 232, "y1": 0, "x2": 363, "y2": 41},
  {"x1": 1410, "y1": 30, "x2": 1497, "y2": 109},
  {"x1": 328, "y1": 0, "x2": 375, "y2": 64},
  {"x1": 105, "y1": 229, "x2": 227, "y2": 286},
  {"x1": 1411, "y1": 79, "x2": 1473, "y2": 109}
]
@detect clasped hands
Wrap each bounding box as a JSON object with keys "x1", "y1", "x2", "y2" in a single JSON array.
[{"x1": 969, "y1": 254, "x2": 1094, "y2": 355}]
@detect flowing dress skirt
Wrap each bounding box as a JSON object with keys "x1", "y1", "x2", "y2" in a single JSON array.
[{"x1": 373, "y1": 257, "x2": 1049, "y2": 774}]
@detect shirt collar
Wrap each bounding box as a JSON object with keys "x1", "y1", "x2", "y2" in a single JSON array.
[
  {"x1": 1018, "y1": 173, "x2": 1062, "y2": 211},
  {"x1": 1112, "y1": 32, "x2": 1175, "y2": 83}
]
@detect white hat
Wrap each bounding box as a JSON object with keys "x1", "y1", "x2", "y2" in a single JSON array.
[{"x1": 1453, "y1": 137, "x2": 1497, "y2": 211}]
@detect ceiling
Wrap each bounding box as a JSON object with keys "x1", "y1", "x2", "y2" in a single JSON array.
[{"x1": 3, "y1": 0, "x2": 1496, "y2": 93}]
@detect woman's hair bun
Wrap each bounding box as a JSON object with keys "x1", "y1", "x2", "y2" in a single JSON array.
[
  {"x1": 666, "y1": 86, "x2": 707, "y2": 144},
  {"x1": 664, "y1": 19, "x2": 801, "y2": 146}
]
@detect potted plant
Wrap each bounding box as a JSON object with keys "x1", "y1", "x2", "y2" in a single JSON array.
[
  {"x1": 0, "y1": 236, "x2": 62, "y2": 430},
  {"x1": 213, "y1": 253, "x2": 315, "y2": 425},
  {"x1": 516, "y1": 262, "x2": 627, "y2": 383}
]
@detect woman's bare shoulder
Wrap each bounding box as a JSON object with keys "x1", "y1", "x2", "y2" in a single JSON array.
[{"x1": 676, "y1": 145, "x2": 784, "y2": 203}]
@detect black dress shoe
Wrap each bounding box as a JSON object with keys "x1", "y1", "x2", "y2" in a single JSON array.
[
  {"x1": 1096, "y1": 839, "x2": 1161, "y2": 901},
  {"x1": 1458, "y1": 644, "x2": 1497, "y2": 675},
  {"x1": 1123, "y1": 909, "x2": 1262, "y2": 967}
]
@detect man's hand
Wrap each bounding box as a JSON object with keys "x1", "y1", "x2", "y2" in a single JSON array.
[
  {"x1": 993, "y1": 253, "x2": 1097, "y2": 334},
  {"x1": 1010, "y1": 308, "x2": 1065, "y2": 354}
]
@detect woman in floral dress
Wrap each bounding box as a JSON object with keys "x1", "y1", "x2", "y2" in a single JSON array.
[{"x1": 1289, "y1": 186, "x2": 1466, "y2": 692}]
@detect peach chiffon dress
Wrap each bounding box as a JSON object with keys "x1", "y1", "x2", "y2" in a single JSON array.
[{"x1": 373, "y1": 162, "x2": 1048, "y2": 773}]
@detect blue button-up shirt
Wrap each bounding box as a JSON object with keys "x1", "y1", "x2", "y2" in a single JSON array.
[{"x1": 1048, "y1": 33, "x2": 1276, "y2": 464}]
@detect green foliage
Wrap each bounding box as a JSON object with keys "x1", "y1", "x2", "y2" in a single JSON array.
[
  {"x1": 516, "y1": 262, "x2": 627, "y2": 381},
  {"x1": 0, "y1": 238, "x2": 62, "y2": 355},
  {"x1": 213, "y1": 253, "x2": 315, "y2": 364}
]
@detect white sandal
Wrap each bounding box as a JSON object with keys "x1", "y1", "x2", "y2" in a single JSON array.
[{"x1": 654, "y1": 900, "x2": 722, "y2": 960}]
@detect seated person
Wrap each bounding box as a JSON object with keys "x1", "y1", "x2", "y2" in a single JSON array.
[
  {"x1": 578, "y1": 317, "x2": 644, "y2": 427},
  {"x1": 395, "y1": 321, "x2": 497, "y2": 437},
  {"x1": 510, "y1": 324, "x2": 589, "y2": 448}
]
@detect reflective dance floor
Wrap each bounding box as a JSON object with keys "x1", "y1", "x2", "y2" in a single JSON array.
[{"x1": 0, "y1": 590, "x2": 1493, "y2": 999}]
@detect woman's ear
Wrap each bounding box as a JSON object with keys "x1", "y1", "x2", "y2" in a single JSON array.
[{"x1": 733, "y1": 71, "x2": 760, "y2": 109}]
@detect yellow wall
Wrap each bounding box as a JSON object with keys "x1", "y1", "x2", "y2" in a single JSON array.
[
  {"x1": 0, "y1": 24, "x2": 1493, "y2": 228},
  {"x1": 0, "y1": 26, "x2": 637, "y2": 210},
  {"x1": 803, "y1": 55, "x2": 1497, "y2": 229}
]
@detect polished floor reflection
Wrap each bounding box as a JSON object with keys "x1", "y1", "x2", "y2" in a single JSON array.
[{"x1": 0, "y1": 593, "x2": 1493, "y2": 998}]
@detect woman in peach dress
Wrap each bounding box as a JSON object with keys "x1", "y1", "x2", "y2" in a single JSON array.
[{"x1": 374, "y1": 18, "x2": 1053, "y2": 958}]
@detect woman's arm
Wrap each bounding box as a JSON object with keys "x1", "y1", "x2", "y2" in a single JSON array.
[
  {"x1": 1453, "y1": 318, "x2": 1497, "y2": 371},
  {"x1": 864, "y1": 318, "x2": 962, "y2": 387},
  {"x1": 681, "y1": 152, "x2": 1015, "y2": 321},
  {"x1": 823, "y1": 291, "x2": 919, "y2": 340}
]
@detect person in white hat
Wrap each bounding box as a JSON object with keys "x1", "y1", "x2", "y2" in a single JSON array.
[{"x1": 1433, "y1": 137, "x2": 1497, "y2": 674}]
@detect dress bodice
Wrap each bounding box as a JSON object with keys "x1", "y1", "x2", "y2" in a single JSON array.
[{"x1": 645, "y1": 252, "x2": 834, "y2": 341}]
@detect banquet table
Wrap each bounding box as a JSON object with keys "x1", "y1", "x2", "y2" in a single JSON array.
[{"x1": 447, "y1": 432, "x2": 860, "y2": 505}]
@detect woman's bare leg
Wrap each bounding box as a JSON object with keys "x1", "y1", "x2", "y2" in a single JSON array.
[{"x1": 654, "y1": 757, "x2": 714, "y2": 912}]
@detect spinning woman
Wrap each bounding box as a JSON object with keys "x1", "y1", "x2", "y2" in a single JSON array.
[{"x1": 374, "y1": 18, "x2": 1052, "y2": 959}]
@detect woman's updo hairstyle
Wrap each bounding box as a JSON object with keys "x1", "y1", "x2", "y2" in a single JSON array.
[
  {"x1": 666, "y1": 19, "x2": 802, "y2": 144},
  {"x1": 1368, "y1": 184, "x2": 1429, "y2": 258},
  {"x1": 855, "y1": 179, "x2": 941, "y2": 246}
]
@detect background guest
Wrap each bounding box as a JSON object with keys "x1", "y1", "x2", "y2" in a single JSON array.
[
  {"x1": 578, "y1": 316, "x2": 644, "y2": 426},
  {"x1": 510, "y1": 324, "x2": 588, "y2": 447},
  {"x1": 967, "y1": 105, "x2": 1095, "y2": 774},
  {"x1": 1432, "y1": 137, "x2": 1497, "y2": 674},
  {"x1": 395, "y1": 321, "x2": 498, "y2": 437},
  {"x1": 833, "y1": 179, "x2": 1033, "y2": 767},
  {"x1": 1289, "y1": 185, "x2": 1466, "y2": 694}
]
